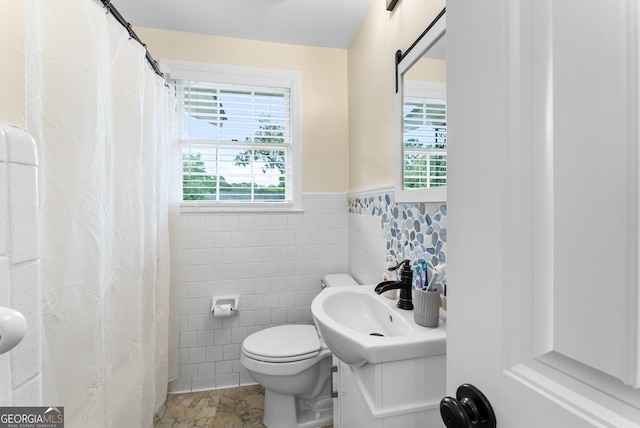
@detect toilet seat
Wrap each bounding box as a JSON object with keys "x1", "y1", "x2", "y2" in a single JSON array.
[
  {"x1": 243, "y1": 349, "x2": 320, "y2": 363},
  {"x1": 242, "y1": 324, "x2": 323, "y2": 363}
]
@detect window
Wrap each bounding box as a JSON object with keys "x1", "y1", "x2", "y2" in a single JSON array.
[
  {"x1": 168, "y1": 61, "x2": 301, "y2": 210},
  {"x1": 395, "y1": 79, "x2": 447, "y2": 203},
  {"x1": 403, "y1": 96, "x2": 447, "y2": 189}
]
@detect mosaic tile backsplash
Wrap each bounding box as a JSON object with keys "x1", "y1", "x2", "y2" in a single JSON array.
[{"x1": 348, "y1": 192, "x2": 447, "y2": 288}]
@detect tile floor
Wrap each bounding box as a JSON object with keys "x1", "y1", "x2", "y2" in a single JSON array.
[{"x1": 154, "y1": 385, "x2": 333, "y2": 428}]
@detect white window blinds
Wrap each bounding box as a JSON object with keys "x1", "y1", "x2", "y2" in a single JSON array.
[
  {"x1": 403, "y1": 97, "x2": 447, "y2": 189},
  {"x1": 177, "y1": 80, "x2": 293, "y2": 203}
]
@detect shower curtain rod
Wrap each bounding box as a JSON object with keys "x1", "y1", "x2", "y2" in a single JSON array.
[{"x1": 98, "y1": 0, "x2": 164, "y2": 78}]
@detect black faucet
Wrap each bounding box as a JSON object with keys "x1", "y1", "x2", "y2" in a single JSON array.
[{"x1": 375, "y1": 259, "x2": 414, "y2": 310}]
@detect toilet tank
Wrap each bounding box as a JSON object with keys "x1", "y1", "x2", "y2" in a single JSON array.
[{"x1": 321, "y1": 274, "x2": 359, "y2": 289}]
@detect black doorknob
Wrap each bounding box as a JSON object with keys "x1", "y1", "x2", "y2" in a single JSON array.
[{"x1": 440, "y1": 384, "x2": 496, "y2": 428}]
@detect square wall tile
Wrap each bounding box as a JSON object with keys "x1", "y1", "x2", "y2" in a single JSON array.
[
  {"x1": 188, "y1": 215, "x2": 206, "y2": 232},
  {"x1": 0, "y1": 164, "x2": 7, "y2": 257},
  {"x1": 6, "y1": 127, "x2": 37, "y2": 166},
  {"x1": 0, "y1": 128, "x2": 7, "y2": 162},
  {"x1": 215, "y1": 373, "x2": 239, "y2": 389},
  {"x1": 9, "y1": 260, "x2": 41, "y2": 389},
  {"x1": 11, "y1": 373, "x2": 41, "y2": 406},
  {"x1": 192, "y1": 376, "x2": 216, "y2": 392},
  {"x1": 8, "y1": 164, "x2": 38, "y2": 264},
  {"x1": 239, "y1": 372, "x2": 256, "y2": 386},
  {"x1": 222, "y1": 215, "x2": 240, "y2": 231},
  {"x1": 0, "y1": 354, "x2": 11, "y2": 406},
  {"x1": 168, "y1": 377, "x2": 192, "y2": 393},
  {"x1": 0, "y1": 257, "x2": 8, "y2": 307}
]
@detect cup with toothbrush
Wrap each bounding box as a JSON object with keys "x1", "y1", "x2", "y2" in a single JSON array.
[{"x1": 413, "y1": 263, "x2": 446, "y2": 327}]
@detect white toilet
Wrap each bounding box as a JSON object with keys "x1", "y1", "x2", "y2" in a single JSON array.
[{"x1": 240, "y1": 274, "x2": 358, "y2": 428}]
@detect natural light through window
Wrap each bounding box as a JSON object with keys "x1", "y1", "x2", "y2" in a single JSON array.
[
  {"x1": 179, "y1": 81, "x2": 291, "y2": 203},
  {"x1": 170, "y1": 62, "x2": 301, "y2": 210},
  {"x1": 403, "y1": 96, "x2": 447, "y2": 190}
]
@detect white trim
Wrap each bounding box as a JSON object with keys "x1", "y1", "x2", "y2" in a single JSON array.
[
  {"x1": 179, "y1": 193, "x2": 348, "y2": 214},
  {"x1": 162, "y1": 60, "x2": 300, "y2": 89},
  {"x1": 163, "y1": 60, "x2": 303, "y2": 211},
  {"x1": 180, "y1": 202, "x2": 305, "y2": 214},
  {"x1": 347, "y1": 186, "x2": 395, "y2": 198},
  {"x1": 404, "y1": 80, "x2": 446, "y2": 100},
  {"x1": 504, "y1": 365, "x2": 640, "y2": 426}
]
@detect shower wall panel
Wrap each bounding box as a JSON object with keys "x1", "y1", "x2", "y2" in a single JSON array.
[{"x1": 0, "y1": 125, "x2": 42, "y2": 405}]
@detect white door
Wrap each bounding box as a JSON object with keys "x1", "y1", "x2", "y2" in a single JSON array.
[{"x1": 446, "y1": 0, "x2": 640, "y2": 426}]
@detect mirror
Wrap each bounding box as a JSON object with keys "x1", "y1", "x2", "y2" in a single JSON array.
[{"x1": 395, "y1": 9, "x2": 446, "y2": 203}]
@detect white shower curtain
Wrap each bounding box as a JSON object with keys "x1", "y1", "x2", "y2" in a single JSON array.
[{"x1": 26, "y1": 0, "x2": 176, "y2": 426}]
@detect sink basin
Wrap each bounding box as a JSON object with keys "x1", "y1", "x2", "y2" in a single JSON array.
[
  {"x1": 320, "y1": 289, "x2": 413, "y2": 337},
  {"x1": 311, "y1": 285, "x2": 446, "y2": 366}
]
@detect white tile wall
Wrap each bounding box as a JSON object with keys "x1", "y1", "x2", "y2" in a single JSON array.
[
  {"x1": 348, "y1": 213, "x2": 387, "y2": 286},
  {"x1": 171, "y1": 193, "x2": 349, "y2": 392},
  {"x1": 0, "y1": 125, "x2": 42, "y2": 406}
]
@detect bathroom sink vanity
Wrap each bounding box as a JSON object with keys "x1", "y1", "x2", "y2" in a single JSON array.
[
  {"x1": 311, "y1": 285, "x2": 447, "y2": 427},
  {"x1": 330, "y1": 353, "x2": 446, "y2": 428}
]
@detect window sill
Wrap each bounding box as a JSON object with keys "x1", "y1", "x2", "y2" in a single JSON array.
[
  {"x1": 180, "y1": 202, "x2": 305, "y2": 214},
  {"x1": 394, "y1": 185, "x2": 447, "y2": 204}
]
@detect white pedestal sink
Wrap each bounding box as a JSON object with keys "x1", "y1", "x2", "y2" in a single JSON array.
[{"x1": 311, "y1": 284, "x2": 447, "y2": 427}]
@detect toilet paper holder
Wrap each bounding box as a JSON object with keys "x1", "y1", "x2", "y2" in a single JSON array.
[{"x1": 211, "y1": 295, "x2": 240, "y2": 316}]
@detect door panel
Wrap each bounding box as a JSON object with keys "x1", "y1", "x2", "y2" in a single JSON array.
[
  {"x1": 448, "y1": 0, "x2": 640, "y2": 426},
  {"x1": 544, "y1": 0, "x2": 638, "y2": 386}
]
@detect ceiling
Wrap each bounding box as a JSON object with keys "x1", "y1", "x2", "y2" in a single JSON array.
[{"x1": 114, "y1": 0, "x2": 373, "y2": 49}]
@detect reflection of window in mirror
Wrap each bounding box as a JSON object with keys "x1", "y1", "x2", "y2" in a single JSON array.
[
  {"x1": 395, "y1": 12, "x2": 446, "y2": 203},
  {"x1": 403, "y1": 55, "x2": 446, "y2": 193}
]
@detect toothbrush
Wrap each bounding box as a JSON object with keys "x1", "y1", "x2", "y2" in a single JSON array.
[
  {"x1": 428, "y1": 263, "x2": 447, "y2": 292},
  {"x1": 427, "y1": 271, "x2": 439, "y2": 291}
]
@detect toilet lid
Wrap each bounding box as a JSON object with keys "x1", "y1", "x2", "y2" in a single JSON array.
[{"x1": 242, "y1": 324, "x2": 322, "y2": 363}]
